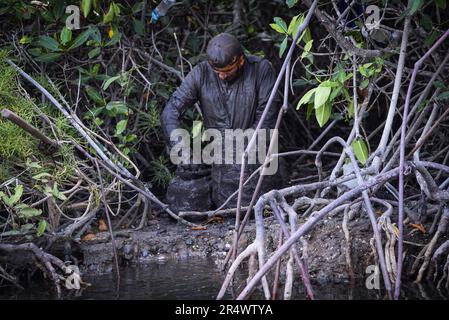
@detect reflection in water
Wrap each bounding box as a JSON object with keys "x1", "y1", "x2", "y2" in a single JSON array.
[{"x1": 0, "y1": 258, "x2": 447, "y2": 300}]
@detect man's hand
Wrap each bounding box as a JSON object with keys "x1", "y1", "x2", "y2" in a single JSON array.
[
  {"x1": 178, "y1": 162, "x2": 200, "y2": 172},
  {"x1": 177, "y1": 163, "x2": 211, "y2": 178}
]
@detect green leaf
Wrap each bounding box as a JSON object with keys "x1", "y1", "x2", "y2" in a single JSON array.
[
  {"x1": 274, "y1": 17, "x2": 288, "y2": 33},
  {"x1": 102, "y1": 75, "x2": 120, "y2": 90},
  {"x1": 106, "y1": 101, "x2": 129, "y2": 116},
  {"x1": 112, "y1": 2, "x2": 121, "y2": 16},
  {"x1": 425, "y1": 30, "x2": 440, "y2": 47},
  {"x1": 133, "y1": 18, "x2": 145, "y2": 36},
  {"x1": 315, "y1": 103, "x2": 331, "y2": 127},
  {"x1": 88, "y1": 47, "x2": 101, "y2": 59},
  {"x1": 86, "y1": 86, "x2": 104, "y2": 104},
  {"x1": 335, "y1": 68, "x2": 346, "y2": 83},
  {"x1": 116, "y1": 119, "x2": 128, "y2": 135},
  {"x1": 279, "y1": 37, "x2": 288, "y2": 58},
  {"x1": 53, "y1": 0, "x2": 65, "y2": 19},
  {"x1": 286, "y1": 0, "x2": 298, "y2": 8},
  {"x1": 68, "y1": 28, "x2": 93, "y2": 50},
  {"x1": 17, "y1": 205, "x2": 42, "y2": 219},
  {"x1": 10, "y1": 185, "x2": 23, "y2": 206},
  {"x1": 417, "y1": 100, "x2": 429, "y2": 112},
  {"x1": 287, "y1": 15, "x2": 299, "y2": 35},
  {"x1": 85, "y1": 107, "x2": 104, "y2": 119},
  {"x1": 103, "y1": 3, "x2": 116, "y2": 23},
  {"x1": 301, "y1": 39, "x2": 313, "y2": 59},
  {"x1": 270, "y1": 23, "x2": 286, "y2": 34},
  {"x1": 299, "y1": 27, "x2": 312, "y2": 44},
  {"x1": 124, "y1": 134, "x2": 137, "y2": 143},
  {"x1": 20, "y1": 36, "x2": 32, "y2": 44},
  {"x1": 351, "y1": 138, "x2": 369, "y2": 165},
  {"x1": 37, "y1": 220, "x2": 48, "y2": 237},
  {"x1": 94, "y1": 117, "x2": 104, "y2": 126},
  {"x1": 292, "y1": 78, "x2": 312, "y2": 87},
  {"x1": 60, "y1": 27, "x2": 72, "y2": 46},
  {"x1": 52, "y1": 183, "x2": 67, "y2": 201},
  {"x1": 132, "y1": 1, "x2": 145, "y2": 13},
  {"x1": 1, "y1": 230, "x2": 21, "y2": 236},
  {"x1": 436, "y1": 0, "x2": 447, "y2": 9},
  {"x1": 26, "y1": 159, "x2": 42, "y2": 169},
  {"x1": 192, "y1": 121, "x2": 203, "y2": 139},
  {"x1": 0, "y1": 185, "x2": 23, "y2": 207},
  {"x1": 296, "y1": 88, "x2": 316, "y2": 110},
  {"x1": 348, "y1": 100, "x2": 354, "y2": 118},
  {"x1": 408, "y1": 0, "x2": 424, "y2": 16},
  {"x1": 420, "y1": 14, "x2": 432, "y2": 32},
  {"x1": 90, "y1": 26, "x2": 102, "y2": 44},
  {"x1": 37, "y1": 36, "x2": 61, "y2": 52},
  {"x1": 329, "y1": 87, "x2": 342, "y2": 101},
  {"x1": 360, "y1": 79, "x2": 369, "y2": 89},
  {"x1": 433, "y1": 80, "x2": 446, "y2": 89},
  {"x1": 28, "y1": 48, "x2": 43, "y2": 57},
  {"x1": 21, "y1": 223, "x2": 34, "y2": 232},
  {"x1": 342, "y1": 87, "x2": 351, "y2": 101},
  {"x1": 32, "y1": 172, "x2": 53, "y2": 182},
  {"x1": 306, "y1": 103, "x2": 314, "y2": 120},
  {"x1": 358, "y1": 63, "x2": 373, "y2": 77},
  {"x1": 436, "y1": 91, "x2": 449, "y2": 101},
  {"x1": 35, "y1": 52, "x2": 62, "y2": 63},
  {"x1": 320, "y1": 80, "x2": 339, "y2": 88},
  {"x1": 359, "y1": 65, "x2": 368, "y2": 77},
  {"x1": 289, "y1": 14, "x2": 305, "y2": 39},
  {"x1": 82, "y1": 0, "x2": 92, "y2": 18},
  {"x1": 314, "y1": 85, "x2": 332, "y2": 109}
]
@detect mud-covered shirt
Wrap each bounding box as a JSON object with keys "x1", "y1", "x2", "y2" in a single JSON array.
[{"x1": 161, "y1": 55, "x2": 280, "y2": 141}]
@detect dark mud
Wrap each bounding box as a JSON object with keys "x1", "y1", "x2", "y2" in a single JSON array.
[{"x1": 67, "y1": 212, "x2": 378, "y2": 284}]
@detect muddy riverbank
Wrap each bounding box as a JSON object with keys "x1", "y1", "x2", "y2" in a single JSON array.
[{"x1": 60, "y1": 212, "x2": 383, "y2": 284}]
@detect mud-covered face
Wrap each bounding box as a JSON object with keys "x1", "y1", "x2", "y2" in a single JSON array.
[{"x1": 210, "y1": 55, "x2": 245, "y2": 82}]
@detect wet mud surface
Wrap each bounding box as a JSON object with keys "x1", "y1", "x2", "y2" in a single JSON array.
[{"x1": 73, "y1": 212, "x2": 376, "y2": 284}]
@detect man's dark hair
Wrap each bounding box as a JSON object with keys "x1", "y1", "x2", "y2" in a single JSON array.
[{"x1": 206, "y1": 33, "x2": 244, "y2": 68}]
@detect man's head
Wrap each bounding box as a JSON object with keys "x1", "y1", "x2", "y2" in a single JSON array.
[{"x1": 207, "y1": 33, "x2": 245, "y2": 82}]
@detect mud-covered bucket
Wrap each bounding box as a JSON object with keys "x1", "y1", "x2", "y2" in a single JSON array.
[{"x1": 165, "y1": 165, "x2": 212, "y2": 212}]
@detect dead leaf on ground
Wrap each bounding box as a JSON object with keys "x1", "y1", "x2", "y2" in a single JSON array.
[
  {"x1": 206, "y1": 215, "x2": 224, "y2": 224},
  {"x1": 98, "y1": 218, "x2": 108, "y2": 232},
  {"x1": 409, "y1": 223, "x2": 426, "y2": 234},
  {"x1": 81, "y1": 233, "x2": 97, "y2": 241},
  {"x1": 191, "y1": 226, "x2": 207, "y2": 231}
]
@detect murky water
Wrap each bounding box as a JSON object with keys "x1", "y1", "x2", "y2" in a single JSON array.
[{"x1": 0, "y1": 258, "x2": 447, "y2": 300}]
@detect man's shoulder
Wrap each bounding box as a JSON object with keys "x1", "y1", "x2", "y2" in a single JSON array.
[
  {"x1": 246, "y1": 55, "x2": 264, "y2": 63},
  {"x1": 184, "y1": 60, "x2": 210, "y2": 83},
  {"x1": 195, "y1": 60, "x2": 211, "y2": 71},
  {"x1": 246, "y1": 55, "x2": 274, "y2": 70}
]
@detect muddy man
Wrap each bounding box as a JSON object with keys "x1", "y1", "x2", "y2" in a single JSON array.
[{"x1": 161, "y1": 33, "x2": 284, "y2": 212}]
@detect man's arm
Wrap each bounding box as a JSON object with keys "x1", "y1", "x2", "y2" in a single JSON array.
[
  {"x1": 252, "y1": 59, "x2": 281, "y2": 129},
  {"x1": 161, "y1": 66, "x2": 201, "y2": 146}
]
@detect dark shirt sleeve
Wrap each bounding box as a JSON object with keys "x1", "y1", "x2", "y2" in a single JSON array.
[
  {"x1": 252, "y1": 59, "x2": 280, "y2": 129},
  {"x1": 161, "y1": 65, "x2": 201, "y2": 146}
]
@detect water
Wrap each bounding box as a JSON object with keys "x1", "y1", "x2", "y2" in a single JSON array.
[{"x1": 0, "y1": 258, "x2": 447, "y2": 300}]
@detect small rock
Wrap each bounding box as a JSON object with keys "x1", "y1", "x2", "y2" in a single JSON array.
[{"x1": 123, "y1": 243, "x2": 134, "y2": 259}]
